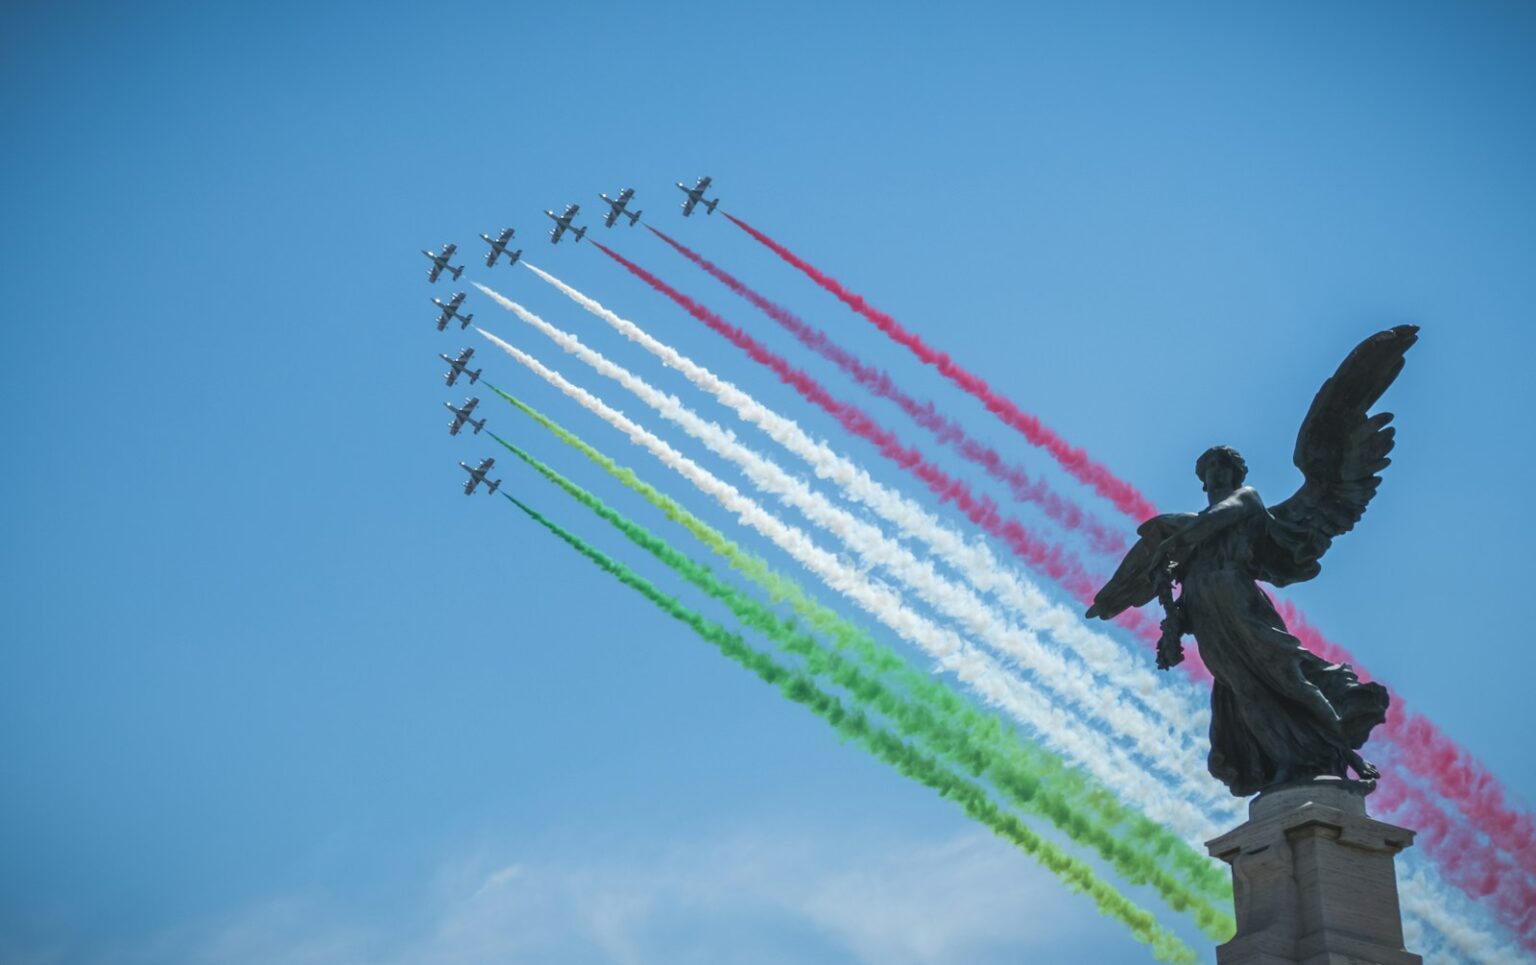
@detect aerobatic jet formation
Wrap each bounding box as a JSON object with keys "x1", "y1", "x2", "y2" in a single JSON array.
[
  {"x1": 445, "y1": 397, "x2": 486, "y2": 436},
  {"x1": 545, "y1": 204, "x2": 587, "y2": 244},
  {"x1": 422, "y1": 243, "x2": 464, "y2": 283},
  {"x1": 599, "y1": 188, "x2": 642, "y2": 228},
  {"x1": 480, "y1": 227, "x2": 522, "y2": 267},
  {"x1": 676, "y1": 176, "x2": 718, "y2": 217},
  {"x1": 460, "y1": 457, "x2": 500, "y2": 495},
  {"x1": 432, "y1": 291, "x2": 475, "y2": 331},
  {"x1": 440, "y1": 347, "x2": 482, "y2": 387}
]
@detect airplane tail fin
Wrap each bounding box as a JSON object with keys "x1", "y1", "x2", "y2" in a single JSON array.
[
  {"x1": 510, "y1": 249, "x2": 523, "y2": 265},
  {"x1": 487, "y1": 479, "x2": 501, "y2": 496},
  {"x1": 450, "y1": 266, "x2": 464, "y2": 280},
  {"x1": 574, "y1": 226, "x2": 587, "y2": 243},
  {"x1": 704, "y1": 199, "x2": 718, "y2": 215},
  {"x1": 469, "y1": 369, "x2": 482, "y2": 384},
  {"x1": 460, "y1": 313, "x2": 475, "y2": 328},
  {"x1": 472, "y1": 418, "x2": 485, "y2": 434},
  {"x1": 628, "y1": 210, "x2": 642, "y2": 226}
]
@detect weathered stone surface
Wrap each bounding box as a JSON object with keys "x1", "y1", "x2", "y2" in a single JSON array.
[{"x1": 1206, "y1": 780, "x2": 1420, "y2": 965}]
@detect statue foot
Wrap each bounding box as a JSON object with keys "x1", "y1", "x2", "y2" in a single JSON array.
[{"x1": 1347, "y1": 751, "x2": 1380, "y2": 781}]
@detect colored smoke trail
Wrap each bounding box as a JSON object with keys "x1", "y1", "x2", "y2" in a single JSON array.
[
  {"x1": 492, "y1": 431, "x2": 1233, "y2": 933},
  {"x1": 483, "y1": 382, "x2": 1228, "y2": 904},
  {"x1": 720, "y1": 211, "x2": 1158, "y2": 522},
  {"x1": 1277, "y1": 599, "x2": 1536, "y2": 883},
  {"x1": 503, "y1": 492, "x2": 1200, "y2": 964},
  {"x1": 585, "y1": 241, "x2": 1204, "y2": 679},
  {"x1": 1398, "y1": 859, "x2": 1531, "y2": 965},
  {"x1": 1375, "y1": 774, "x2": 1536, "y2": 949},
  {"x1": 647, "y1": 224, "x2": 1127, "y2": 557},
  {"x1": 518, "y1": 263, "x2": 1198, "y2": 734},
  {"x1": 477, "y1": 282, "x2": 1214, "y2": 801},
  {"x1": 474, "y1": 329, "x2": 1218, "y2": 840},
  {"x1": 653, "y1": 225, "x2": 1536, "y2": 916}
]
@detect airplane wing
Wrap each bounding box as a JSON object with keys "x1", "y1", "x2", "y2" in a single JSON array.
[
  {"x1": 696, "y1": 176, "x2": 711, "y2": 190},
  {"x1": 427, "y1": 263, "x2": 442, "y2": 282},
  {"x1": 681, "y1": 195, "x2": 697, "y2": 216},
  {"x1": 464, "y1": 477, "x2": 476, "y2": 495},
  {"x1": 618, "y1": 188, "x2": 634, "y2": 202},
  {"x1": 604, "y1": 207, "x2": 619, "y2": 228},
  {"x1": 442, "y1": 243, "x2": 457, "y2": 257}
]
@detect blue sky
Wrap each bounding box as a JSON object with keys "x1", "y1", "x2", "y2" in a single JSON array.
[{"x1": 2, "y1": 2, "x2": 1533, "y2": 962}]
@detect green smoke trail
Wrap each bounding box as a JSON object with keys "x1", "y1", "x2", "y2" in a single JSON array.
[
  {"x1": 503, "y1": 491, "x2": 1200, "y2": 964},
  {"x1": 490, "y1": 430, "x2": 1232, "y2": 938},
  {"x1": 484, "y1": 381, "x2": 1230, "y2": 911}
]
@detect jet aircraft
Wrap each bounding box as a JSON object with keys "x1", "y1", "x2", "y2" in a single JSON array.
[
  {"x1": 600, "y1": 188, "x2": 642, "y2": 228},
  {"x1": 460, "y1": 457, "x2": 501, "y2": 495},
  {"x1": 432, "y1": 291, "x2": 475, "y2": 330},
  {"x1": 446, "y1": 396, "x2": 486, "y2": 436},
  {"x1": 545, "y1": 204, "x2": 587, "y2": 244},
  {"x1": 440, "y1": 347, "x2": 482, "y2": 387},
  {"x1": 480, "y1": 227, "x2": 522, "y2": 267},
  {"x1": 422, "y1": 243, "x2": 464, "y2": 283},
  {"x1": 676, "y1": 176, "x2": 718, "y2": 217}
]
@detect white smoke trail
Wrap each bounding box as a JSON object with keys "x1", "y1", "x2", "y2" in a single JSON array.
[
  {"x1": 519, "y1": 263, "x2": 1212, "y2": 744},
  {"x1": 475, "y1": 283, "x2": 1222, "y2": 813},
  {"x1": 476, "y1": 324, "x2": 1220, "y2": 842},
  {"x1": 1397, "y1": 856, "x2": 1532, "y2": 964}
]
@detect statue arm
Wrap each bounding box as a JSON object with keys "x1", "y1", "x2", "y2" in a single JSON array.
[{"x1": 1160, "y1": 487, "x2": 1262, "y2": 564}]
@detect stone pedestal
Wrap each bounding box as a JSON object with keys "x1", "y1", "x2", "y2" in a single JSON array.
[{"x1": 1206, "y1": 779, "x2": 1420, "y2": 965}]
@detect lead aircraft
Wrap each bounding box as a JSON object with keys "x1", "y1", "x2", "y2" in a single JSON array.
[{"x1": 676, "y1": 176, "x2": 718, "y2": 217}]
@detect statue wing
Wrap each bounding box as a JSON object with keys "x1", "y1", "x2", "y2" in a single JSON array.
[
  {"x1": 1086, "y1": 513, "x2": 1194, "y2": 620},
  {"x1": 1263, "y1": 324, "x2": 1419, "y2": 585}
]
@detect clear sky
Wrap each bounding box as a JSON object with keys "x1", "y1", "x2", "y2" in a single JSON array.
[{"x1": 2, "y1": 2, "x2": 1533, "y2": 962}]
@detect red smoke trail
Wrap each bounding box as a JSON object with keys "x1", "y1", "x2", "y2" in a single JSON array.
[
  {"x1": 647, "y1": 224, "x2": 1128, "y2": 558},
  {"x1": 606, "y1": 230, "x2": 1536, "y2": 931},
  {"x1": 1377, "y1": 774, "x2": 1536, "y2": 947},
  {"x1": 1277, "y1": 599, "x2": 1536, "y2": 884},
  {"x1": 590, "y1": 239, "x2": 1210, "y2": 680},
  {"x1": 723, "y1": 209, "x2": 1536, "y2": 923},
  {"x1": 722, "y1": 211, "x2": 1159, "y2": 523}
]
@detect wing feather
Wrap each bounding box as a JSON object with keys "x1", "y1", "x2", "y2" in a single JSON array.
[{"x1": 1265, "y1": 325, "x2": 1418, "y2": 582}]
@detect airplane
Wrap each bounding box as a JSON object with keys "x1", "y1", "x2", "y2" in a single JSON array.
[
  {"x1": 440, "y1": 347, "x2": 482, "y2": 387},
  {"x1": 445, "y1": 396, "x2": 486, "y2": 436},
  {"x1": 599, "y1": 188, "x2": 642, "y2": 228},
  {"x1": 432, "y1": 291, "x2": 475, "y2": 331},
  {"x1": 460, "y1": 457, "x2": 501, "y2": 495},
  {"x1": 676, "y1": 176, "x2": 718, "y2": 217},
  {"x1": 422, "y1": 243, "x2": 464, "y2": 283},
  {"x1": 544, "y1": 203, "x2": 587, "y2": 244},
  {"x1": 480, "y1": 227, "x2": 522, "y2": 267}
]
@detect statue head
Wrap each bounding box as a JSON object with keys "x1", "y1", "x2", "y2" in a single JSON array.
[{"x1": 1195, "y1": 445, "x2": 1248, "y2": 503}]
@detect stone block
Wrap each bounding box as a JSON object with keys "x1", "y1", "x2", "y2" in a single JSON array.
[{"x1": 1206, "y1": 779, "x2": 1420, "y2": 965}]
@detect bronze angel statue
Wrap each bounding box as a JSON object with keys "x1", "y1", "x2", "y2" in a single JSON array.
[{"x1": 1087, "y1": 325, "x2": 1418, "y2": 797}]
